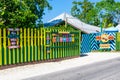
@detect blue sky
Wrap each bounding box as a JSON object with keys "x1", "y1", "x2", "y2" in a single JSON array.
[{"x1": 42, "y1": 0, "x2": 119, "y2": 23}]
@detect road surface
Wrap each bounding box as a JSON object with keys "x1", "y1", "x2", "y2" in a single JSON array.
[{"x1": 25, "y1": 57, "x2": 120, "y2": 80}]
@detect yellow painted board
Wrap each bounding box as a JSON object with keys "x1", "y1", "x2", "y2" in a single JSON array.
[
  {"x1": 34, "y1": 28, "x2": 37, "y2": 61},
  {"x1": 3, "y1": 28, "x2": 7, "y2": 65},
  {"x1": 41, "y1": 28, "x2": 43, "y2": 45},
  {"x1": 38, "y1": 29, "x2": 40, "y2": 61},
  {"x1": 41, "y1": 28, "x2": 43, "y2": 60},
  {"x1": 31, "y1": 28, "x2": 34, "y2": 61},
  {"x1": 20, "y1": 28, "x2": 23, "y2": 63},
  {"x1": 44, "y1": 29, "x2": 46, "y2": 60},
  {"x1": 0, "y1": 29, "x2": 2, "y2": 66},
  {"x1": 117, "y1": 33, "x2": 120, "y2": 42},
  {"x1": 13, "y1": 49, "x2": 15, "y2": 64},
  {"x1": 50, "y1": 29, "x2": 52, "y2": 59},
  {"x1": 28, "y1": 28, "x2": 30, "y2": 62},
  {"x1": 8, "y1": 30, "x2": 11, "y2": 64},
  {"x1": 24, "y1": 28, "x2": 27, "y2": 62},
  {"x1": 34, "y1": 28, "x2": 36, "y2": 46},
  {"x1": 16, "y1": 30, "x2": 19, "y2": 63}
]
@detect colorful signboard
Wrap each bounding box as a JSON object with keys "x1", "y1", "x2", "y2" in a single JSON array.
[
  {"x1": 96, "y1": 33, "x2": 114, "y2": 49},
  {"x1": 7, "y1": 28, "x2": 20, "y2": 49},
  {"x1": 100, "y1": 44, "x2": 110, "y2": 49},
  {"x1": 101, "y1": 34, "x2": 109, "y2": 43},
  {"x1": 96, "y1": 33, "x2": 114, "y2": 42},
  {"x1": 52, "y1": 33, "x2": 75, "y2": 43}
]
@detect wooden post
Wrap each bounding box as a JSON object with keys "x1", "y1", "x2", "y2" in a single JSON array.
[
  {"x1": 3, "y1": 28, "x2": 7, "y2": 65},
  {"x1": 34, "y1": 28, "x2": 37, "y2": 61},
  {"x1": 31, "y1": 28, "x2": 34, "y2": 61},
  {"x1": 17, "y1": 30, "x2": 19, "y2": 63},
  {"x1": 0, "y1": 29, "x2": 2, "y2": 66},
  {"x1": 20, "y1": 28, "x2": 23, "y2": 63},
  {"x1": 38, "y1": 28, "x2": 40, "y2": 61},
  {"x1": 44, "y1": 29, "x2": 46, "y2": 60},
  {"x1": 28, "y1": 28, "x2": 30, "y2": 62},
  {"x1": 24, "y1": 28, "x2": 27, "y2": 62}
]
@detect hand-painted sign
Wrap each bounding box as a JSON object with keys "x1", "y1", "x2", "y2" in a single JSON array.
[
  {"x1": 96, "y1": 33, "x2": 114, "y2": 42},
  {"x1": 52, "y1": 33, "x2": 75, "y2": 43},
  {"x1": 96, "y1": 33, "x2": 114, "y2": 49},
  {"x1": 100, "y1": 44, "x2": 110, "y2": 49},
  {"x1": 58, "y1": 32, "x2": 69, "y2": 34},
  {"x1": 7, "y1": 28, "x2": 20, "y2": 49},
  {"x1": 101, "y1": 34, "x2": 109, "y2": 43}
]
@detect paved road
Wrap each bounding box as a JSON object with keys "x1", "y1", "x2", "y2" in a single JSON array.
[{"x1": 25, "y1": 57, "x2": 120, "y2": 80}]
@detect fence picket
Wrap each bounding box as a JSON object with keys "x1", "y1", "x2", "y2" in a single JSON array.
[
  {"x1": 0, "y1": 28, "x2": 81, "y2": 66},
  {"x1": 0, "y1": 29, "x2": 2, "y2": 66}
]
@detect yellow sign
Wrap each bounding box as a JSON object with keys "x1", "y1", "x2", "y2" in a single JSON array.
[
  {"x1": 58, "y1": 32, "x2": 69, "y2": 34},
  {"x1": 101, "y1": 34, "x2": 109, "y2": 42},
  {"x1": 100, "y1": 44, "x2": 110, "y2": 49}
]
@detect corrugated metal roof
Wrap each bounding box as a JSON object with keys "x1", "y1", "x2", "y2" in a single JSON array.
[
  {"x1": 45, "y1": 13, "x2": 101, "y2": 34},
  {"x1": 44, "y1": 19, "x2": 63, "y2": 27},
  {"x1": 104, "y1": 27, "x2": 118, "y2": 32},
  {"x1": 116, "y1": 24, "x2": 120, "y2": 32}
]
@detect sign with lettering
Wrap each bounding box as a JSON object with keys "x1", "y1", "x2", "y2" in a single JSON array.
[
  {"x1": 7, "y1": 28, "x2": 20, "y2": 49},
  {"x1": 100, "y1": 44, "x2": 110, "y2": 49},
  {"x1": 96, "y1": 34, "x2": 114, "y2": 42},
  {"x1": 101, "y1": 34, "x2": 109, "y2": 43}
]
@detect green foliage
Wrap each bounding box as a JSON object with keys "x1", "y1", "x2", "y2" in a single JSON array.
[
  {"x1": 71, "y1": 0, "x2": 120, "y2": 28},
  {"x1": 71, "y1": 0, "x2": 95, "y2": 24},
  {"x1": 0, "y1": 0, "x2": 51, "y2": 28},
  {"x1": 24, "y1": 0, "x2": 52, "y2": 27},
  {"x1": 0, "y1": 2, "x2": 5, "y2": 27}
]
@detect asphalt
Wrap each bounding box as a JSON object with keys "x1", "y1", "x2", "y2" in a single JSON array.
[
  {"x1": 0, "y1": 52, "x2": 120, "y2": 80},
  {"x1": 25, "y1": 57, "x2": 120, "y2": 80}
]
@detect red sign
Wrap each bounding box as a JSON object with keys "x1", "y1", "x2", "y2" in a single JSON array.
[
  {"x1": 108, "y1": 36, "x2": 114, "y2": 40},
  {"x1": 96, "y1": 36, "x2": 101, "y2": 40},
  {"x1": 96, "y1": 35, "x2": 114, "y2": 41}
]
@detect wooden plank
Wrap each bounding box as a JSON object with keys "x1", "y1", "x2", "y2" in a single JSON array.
[
  {"x1": 3, "y1": 28, "x2": 7, "y2": 65},
  {"x1": 17, "y1": 30, "x2": 19, "y2": 63},
  {"x1": 31, "y1": 28, "x2": 34, "y2": 61},
  {"x1": 116, "y1": 33, "x2": 120, "y2": 51},
  {"x1": 38, "y1": 29, "x2": 40, "y2": 61},
  {"x1": 24, "y1": 28, "x2": 27, "y2": 62},
  {"x1": 0, "y1": 29, "x2": 2, "y2": 66},
  {"x1": 20, "y1": 28, "x2": 23, "y2": 63},
  {"x1": 44, "y1": 29, "x2": 46, "y2": 60},
  {"x1": 34, "y1": 28, "x2": 37, "y2": 61},
  {"x1": 7, "y1": 29, "x2": 11, "y2": 65},
  {"x1": 40, "y1": 29, "x2": 43, "y2": 60},
  {"x1": 28, "y1": 28, "x2": 30, "y2": 62}
]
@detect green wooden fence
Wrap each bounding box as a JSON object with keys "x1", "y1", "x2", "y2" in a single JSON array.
[
  {"x1": 116, "y1": 32, "x2": 120, "y2": 51},
  {"x1": 0, "y1": 28, "x2": 80, "y2": 66}
]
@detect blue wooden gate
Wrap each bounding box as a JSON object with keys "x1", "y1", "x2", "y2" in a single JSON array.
[
  {"x1": 105, "y1": 32, "x2": 116, "y2": 50},
  {"x1": 81, "y1": 33, "x2": 100, "y2": 54},
  {"x1": 81, "y1": 32, "x2": 116, "y2": 54},
  {"x1": 81, "y1": 34, "x2": 91, "y2": 53},
  {"x1": 90, "y1": 33, "x2": 100, "y2": 51}
]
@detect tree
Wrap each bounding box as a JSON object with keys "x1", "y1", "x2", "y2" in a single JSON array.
[
  {"x1": 96, "y1": 0, "x2": 118, "y2": 27},
  {"x1": 71, "y1": 0, "x2": 120, "y2": 28},
  {"x1": 24, "y1": 0, "x2": 52, "y2": 27},
  {"x1": 0, "y1": 2, "x2": 4, "y2": 26},
  {"x1": 0, "y1": 0, "x2": 51, "y2": 28},
  {"x1": 71, "y1": 0, "x2": 96, "y2": 25}
]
